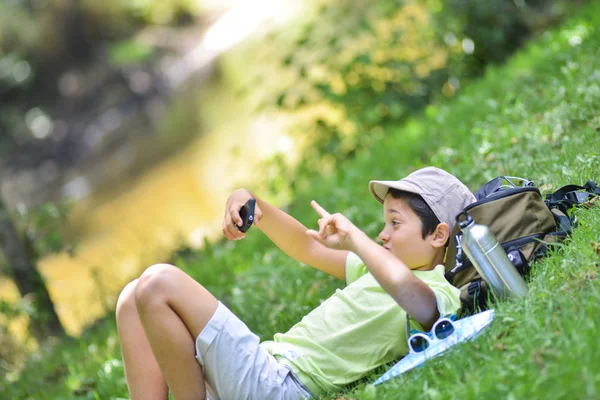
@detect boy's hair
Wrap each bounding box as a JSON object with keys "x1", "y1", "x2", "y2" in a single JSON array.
[
  {"x1": 387, "y1": 188, "x2": 441, "y2": 239},
  {"x1": 369, "y1": 167, "x2": 476, "y2": 233}
]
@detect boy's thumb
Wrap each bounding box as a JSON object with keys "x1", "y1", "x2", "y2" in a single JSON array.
[{"x1": 305, "y1": 229, "x2": 322, "y2": 242}]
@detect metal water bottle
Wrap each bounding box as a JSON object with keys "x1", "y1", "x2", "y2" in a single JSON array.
[{"x1": 456, "y1": 212, "x2": 528, "y2": 298}]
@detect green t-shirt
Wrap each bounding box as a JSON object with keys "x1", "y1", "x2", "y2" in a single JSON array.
[{"x1": 260, "y1": 252, "x2": 461, "y2": 395}]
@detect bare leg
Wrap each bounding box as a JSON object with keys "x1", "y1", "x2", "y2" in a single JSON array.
[
  {"x1": 116, "y1": 279, "x2": 169, "y2": 400},
  {"x1": 134, "y1": 263, "x2": 220, "y2": 400}
]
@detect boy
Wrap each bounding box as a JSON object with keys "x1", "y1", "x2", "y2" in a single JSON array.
[{"x1": 116, "y1": 166, "x2": 475, "y2": 400}]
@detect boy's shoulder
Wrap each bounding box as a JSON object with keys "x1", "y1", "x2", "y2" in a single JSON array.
[
  {"x1": 412, "y1": 264, "x2": 452, "y2": 283},
  {"x1": 345, "y1": 252, "x2": 368, "y2": 285},
  {"x1": 344, "y1": 262, "x2": 461, "y2": 320},
  {"x1": 414, "y1": 265, "x2": 462, "y2": 315},
  {"x1": 348, "y1": 252, "x2": 453, "y2": 289}
]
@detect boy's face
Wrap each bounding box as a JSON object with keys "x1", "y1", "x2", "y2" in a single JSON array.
[{"x1": 378, "y1": 195, "x2": 440, "y2": 270}]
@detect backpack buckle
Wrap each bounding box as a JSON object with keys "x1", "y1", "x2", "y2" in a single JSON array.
[
  {"x1": 450, "y1": 233, "x2": 466, "y2": 274},
  {"x1": 468, "y1": 280, "x2": 482, "y2": 297},
  {"x1": 506, "y1": 248, "x2": 530, "y2": 276}
]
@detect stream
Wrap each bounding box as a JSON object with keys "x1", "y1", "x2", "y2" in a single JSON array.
[{"x1": 0, "y1": 0, "x2": 307, "y2": 337}]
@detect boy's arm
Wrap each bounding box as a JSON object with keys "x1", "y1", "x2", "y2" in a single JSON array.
[
  {"x1": 306, "y1": 201, "x2": 439, "y2": 329},
  {"x1": 349, "y1": 230, "x2": 439, "y2": 329},
  {"x1": 222, "y1": 189, "x2": 348, "y2": 280}
]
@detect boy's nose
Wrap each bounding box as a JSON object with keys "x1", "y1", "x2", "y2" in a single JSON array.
[{"x1": 378, "y1": 230, "x2": 390, "y2": 242}]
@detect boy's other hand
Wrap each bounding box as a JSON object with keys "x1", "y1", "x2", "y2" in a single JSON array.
[
  {"x1": 306, "y1": 200, "x2": 358, "y2": 250},
  {"x1": 222, "y1": 189, "x2": 263, "y2": 240}
]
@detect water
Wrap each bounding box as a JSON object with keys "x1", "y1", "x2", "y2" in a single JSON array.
[
  {"x1": 0, "y1": 82, "x2": 297, "y2": 336},
  {"x1": 0, "y1": 0, "x2": 310, "y2": 341}
]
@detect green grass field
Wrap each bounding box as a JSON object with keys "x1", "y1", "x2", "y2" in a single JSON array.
[{"x1": 4, "y1": 1, "x2": 600, "y2": 399}]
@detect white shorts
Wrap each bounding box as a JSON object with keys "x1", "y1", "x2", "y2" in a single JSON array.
[{"x1": 195, "y1": 302, "x2": 313, "y2": 400}]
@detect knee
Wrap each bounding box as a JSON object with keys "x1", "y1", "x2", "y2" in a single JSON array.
[
  {"x1": 134, "y1": 263, "x2": 179, "y2": 311},
  {"x1": 115, "y1": 279, "x2": 139, "y2": 323}
]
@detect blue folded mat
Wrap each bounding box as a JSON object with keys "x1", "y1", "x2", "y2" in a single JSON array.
[{"x1": 373, "y1": 309, "x2": 495, "y2": 386}]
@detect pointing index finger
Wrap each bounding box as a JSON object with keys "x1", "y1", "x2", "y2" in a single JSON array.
[{"x1": 311, "y1": 200, "x2": 331, "y2": 218}]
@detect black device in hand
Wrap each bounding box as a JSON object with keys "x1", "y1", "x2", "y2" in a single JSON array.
[{"x1": 237, "y1": 198, "x2": 256, "y2": 233}]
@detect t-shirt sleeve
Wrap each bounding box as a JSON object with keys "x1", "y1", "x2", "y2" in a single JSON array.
[
  {"x1": 426, "y1": 266, "x2": 462, "y2": 316},
  {"x1": 345, "y1": 252, "x2": 369, "y2": 285}
]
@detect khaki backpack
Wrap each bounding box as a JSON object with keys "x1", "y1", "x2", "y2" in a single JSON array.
[{"x1": 443, "y1": 176, "x2": 599, "y2": 312}]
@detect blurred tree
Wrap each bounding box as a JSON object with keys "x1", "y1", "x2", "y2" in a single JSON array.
[
  {"x1": 228, "y1": 0, "x2": 585, "y2": 195},
  {"x1": 0, "y1": 0, "x2": 201, "y2": 159},
  {"x1": 0, "y1": 195, "x2": 65, "y2": 342}
]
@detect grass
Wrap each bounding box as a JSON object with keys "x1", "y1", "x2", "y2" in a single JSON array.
[{"x1": 4, "y1": 1, "x2": 600, "y2": 399}]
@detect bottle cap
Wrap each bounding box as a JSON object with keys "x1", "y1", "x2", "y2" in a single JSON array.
[{"x1": 456, "y1": 211, "x2": 474, "y2": 229}]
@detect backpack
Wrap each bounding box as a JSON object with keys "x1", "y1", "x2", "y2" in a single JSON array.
[{"x1": 443, "y1": 176, "x2": 600, "y2": 312}]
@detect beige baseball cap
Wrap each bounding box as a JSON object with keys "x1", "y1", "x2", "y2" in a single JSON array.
[{"x1": 369, "y1": 167, "x2": 476, "y2": 231}]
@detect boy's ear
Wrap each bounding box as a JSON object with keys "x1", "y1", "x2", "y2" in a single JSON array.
[{"x1": 431, "y1": 222, "x2": 450, "y2": 248}]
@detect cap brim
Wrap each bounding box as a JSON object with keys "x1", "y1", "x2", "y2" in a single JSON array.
[{"x1": 369, "y1": 180, "x2": 422, "y2": 204}]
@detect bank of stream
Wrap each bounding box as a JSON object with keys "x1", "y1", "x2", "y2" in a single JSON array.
[
  {"x1": 0, "y1": 78, "x2": 300, "y2": 338},
  {"x1": 0, "y1": 0, "x2": 309, "y2": 342}
]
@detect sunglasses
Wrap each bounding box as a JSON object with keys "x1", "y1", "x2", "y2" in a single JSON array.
[{"x1": 406, "y1": 315, "x2": 457, "y2": 353}]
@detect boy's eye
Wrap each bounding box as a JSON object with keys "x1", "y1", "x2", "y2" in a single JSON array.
[{"x1": 392, "y1": 220, "x2": 401, "y2": 226}]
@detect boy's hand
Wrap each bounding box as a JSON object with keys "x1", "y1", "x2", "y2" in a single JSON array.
[
  {"x1": 306, "y1": 200, "x2": 358, "y2": 250},
  {"x1": 222, "y1": 189, "x2": 263, "y2": 240}
]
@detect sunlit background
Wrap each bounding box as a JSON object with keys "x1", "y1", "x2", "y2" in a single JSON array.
[
  {"x1": 0, "y1": 0, "x2": 579, "y2": 379},
  {"x1": 0, "y1": 0, "x2": 308, "y2": 339}
]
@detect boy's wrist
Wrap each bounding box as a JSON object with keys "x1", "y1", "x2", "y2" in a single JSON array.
[{"x1": 346, "y1": 227, "x2": 369, "y2": 252}]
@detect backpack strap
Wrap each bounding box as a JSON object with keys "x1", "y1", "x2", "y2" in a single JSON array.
[
  {"x1": 459, "y1": 279, "x2": 489, "y2": 313},
  {"x1": 473, "y1": 176, "x2": 535, "y2": 201},
  {"x1": 549, "y1": 208, "x2": 575, "y2": 236},
  {"x1": 544, "y1": 180, "x2": 599, "y2": 235},
  {"x1": 473, "y1": 177, "x2": 503, "y2": 201},
  {"x1": 545, "y1": 181, "x2": 600, "y2": 211}
]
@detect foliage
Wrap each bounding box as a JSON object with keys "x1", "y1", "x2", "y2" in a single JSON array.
[
  {"x1": 224, "y1": 0, "x2": 583, "y2": 189},
  {"x1": 10, "y1": 201, "x2": 74, "y2": 261},
  {"x1": 439, "y1": 0, "x2": 551, "y2": 76},
  {"x1": 0, "y1": 0, "x2": 200, "y2": 158},
  {"x1": 0, "y1": 201, "x2": 72, "y2": 365},
  {"x1": 80, "y1": 0, "x2": 202, "y2": 28},
  {"x1": 5, "y1": 0, "x2": 600, "y2": 399},
  {"x1": 0, "y1": 319, "x2": 27, "y2": 383},
  {"x1": 107, "y1": 39, "x2": 155, "y2": 66}
]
